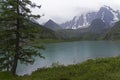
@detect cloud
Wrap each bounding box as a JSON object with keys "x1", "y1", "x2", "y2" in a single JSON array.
[{"x1": 30, "y1": 0, "x2": 120, "y2": 24}]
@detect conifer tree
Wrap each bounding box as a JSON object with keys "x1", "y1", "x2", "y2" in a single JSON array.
[{"x1": 0, "y1": 0, "x2": 44, "y2": 75}]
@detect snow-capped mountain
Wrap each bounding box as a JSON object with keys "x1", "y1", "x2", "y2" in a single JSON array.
[{"x1": 61, "y1": 6, "x2": 120, "y2": 29}]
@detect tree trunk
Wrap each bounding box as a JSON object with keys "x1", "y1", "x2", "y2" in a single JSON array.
[
  {"x1": 11, "y1": 0, "x2": 20, "y2": 75},
  {"x1": 11, "y1": 54, "x2": 19, "y2": 75}
]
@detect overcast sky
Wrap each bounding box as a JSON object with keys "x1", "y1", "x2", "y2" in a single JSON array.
[{"x1": 30, "y1": 0, "x2": 120, "y2": 24}]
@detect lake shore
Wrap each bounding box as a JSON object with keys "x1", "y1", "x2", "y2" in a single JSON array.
[
  {"x1": 34, "y1": 39, "x2": 120, "y2": 44},
  {"x1": 1, "y1": 56, "x2": 120, "y2": 80}
]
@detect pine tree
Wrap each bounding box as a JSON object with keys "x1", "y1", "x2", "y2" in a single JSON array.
[{"x1": 0, "y1": 0, "x2": 44, "y2": 75}]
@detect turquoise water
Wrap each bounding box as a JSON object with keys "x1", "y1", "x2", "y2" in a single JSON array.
[{"x1": 17, "y1": 41, "x2": 120, "y2": 75}]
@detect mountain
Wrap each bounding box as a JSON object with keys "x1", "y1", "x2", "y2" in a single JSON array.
[
  {"x1": 29, "y1": 20, "x2": 61, "y2": 39},
  {"x1": 57, "y1": 19, "x2": 110, "y2": 40},
  {"x1": 44, "y1": 19, "x2": 62, "y2": 31},
  {"x1": 104, "y1": 21, "x2": 120, "y2": 40},
  {"x1": 61, "y1": 6, "x2": 120, "y2": 29},
  {"x1": 87, "y1": 19, "x2": 109, "y2": 33},
  {"x1": 61, "y1": 12, "x2": 97, "y2": 29},
  {"x1": 97, "y1": 6, "x2": 120, "y2": 26}
]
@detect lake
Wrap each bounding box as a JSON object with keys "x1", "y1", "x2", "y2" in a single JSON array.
[{"x1": 17, "y1": 41, "x2": 120, "y2": 75}]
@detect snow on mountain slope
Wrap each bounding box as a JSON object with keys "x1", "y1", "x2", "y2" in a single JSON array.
[{"x1": 61, "y1": 6, "x2": 120, "y2": 29}]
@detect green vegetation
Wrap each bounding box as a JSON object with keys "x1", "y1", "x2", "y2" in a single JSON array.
[
  {"x1": 104, "y1": 21, "x2": 120, "y2": 40},
  {"x1": 34, "y1": 39, "x2": 64, "y2": 44},
  {"x1": 1, "y1": 56, "x2": 120, "y2": 80},
  {"x1": 56, "y1": 29, "x2": 107, "y2": 41},
  {"x1": 30, "y1": 22, "x2": 59, "y2": 40},
  {"x1": 0, "y1": 0, "x2": 44, "y2": 75}
]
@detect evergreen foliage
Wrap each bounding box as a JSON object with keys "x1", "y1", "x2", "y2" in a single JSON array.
[{"x1": 0, "y1": 0, "x2": 44, "y2": 75}]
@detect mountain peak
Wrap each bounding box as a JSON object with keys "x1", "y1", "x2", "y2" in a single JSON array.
[
  {"x1": 103, "y1": 5, "x2": 112, "y2": 10},
  {"x1": 44, "y1": 19, "x2": 62, "y2": 31},
  {"x1": 99, "y1": 5, "x2": 114, "y2": 13},
  {"x1": 87, "y1": 18, "x2": 109, "y2": 33},
  {"x1": 100, "y1": 5, "x2": 119, "y2": 13},
  {"x1": 61, "y1": 6, "x2": 120, "y2": 29},
  {"x1": 47, "y1": 19, "x2": 55, "y2": 23}
]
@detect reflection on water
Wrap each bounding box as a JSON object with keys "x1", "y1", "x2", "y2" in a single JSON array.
[{"x1": 17, "y1": 41, "x2": 120, "y2": 75}]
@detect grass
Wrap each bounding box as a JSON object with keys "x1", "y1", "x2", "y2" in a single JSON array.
[
  {"x1": 33, "y1": 39, "x2": 120, "y2": 44},
  {"x1": 33, "y1": 39, "x2": 84, "y2": 44},
  {"x1": 34, "y1": 39, "x2": 64, "y2": 44},
  {"x1": 1, "y1": 56, "x2": 120, "y2": 80}
]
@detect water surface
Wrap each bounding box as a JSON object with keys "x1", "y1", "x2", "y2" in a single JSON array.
[{"x1": 17, "y1": 41, "x2": 120, "y2": 75}]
